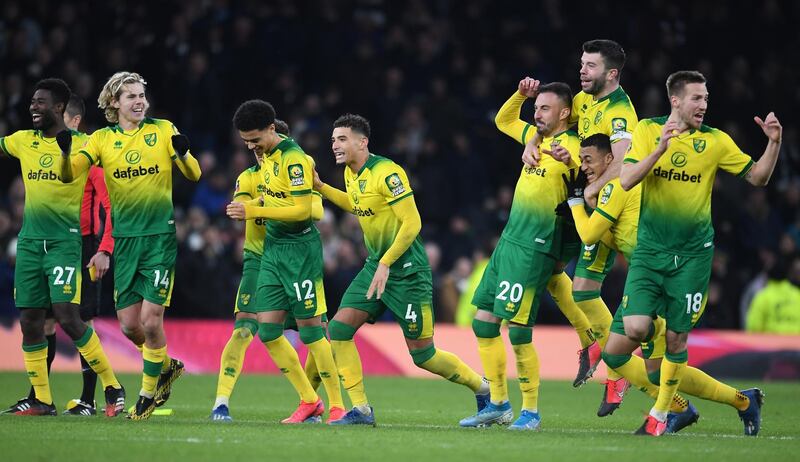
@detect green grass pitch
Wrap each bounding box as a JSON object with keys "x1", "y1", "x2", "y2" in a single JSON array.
[{"x1": 0, "y1": 373, "x2": 797, "y2": 461}]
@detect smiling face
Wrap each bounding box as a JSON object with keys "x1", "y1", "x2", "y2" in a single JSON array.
[
  {"x1": 579, "y1": 52, "x2": 614, "y2": 95},
  {"x1": 331, "y1": 126, "x2": 367, "y2": 167},
  {"x1": 238, "y1": 125, "x2": 276, "y2": 160},
  {"x1": 579, "y1": 145, "x2": 614, "y2": 184},
  {"x1": 113, "y1": 82, "x2": 149, "y2": 126},
  {"x1": 671, "y1": 82, "x2": 708, "y2": 130},
  {"x1": 29, "y1": 89, "x2": 61, "y2": 131}
]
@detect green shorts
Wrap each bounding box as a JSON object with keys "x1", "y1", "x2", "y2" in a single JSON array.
[
  {"x1": 575, "y1": 241, "x2": 617, "y2": 282},
  {"x1": 14, "y1": 238, "x2": 82, "y2": 308},
  {"x1": 252, "y1": 235, "x2": 327, "y2": 320},
  {"x1": 620, "y1": 247, "x2": 712, "y2": 333},
  {"x1": 114, "y1": 233, "x2": 177, "y2": 309},
  {"x1": 340, "y1": 264, "x2": 434, "y2": 340},
  {"x1": 234, "y1": 250, "x2": 261, "y2": 314},
  {"x1": 472, "y1": 238, "x2": 556, "y2": 327}
]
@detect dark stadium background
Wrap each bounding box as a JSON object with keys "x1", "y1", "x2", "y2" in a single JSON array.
[{"x1": 0, "y1": 0, "x2": 797, "y2": 330}]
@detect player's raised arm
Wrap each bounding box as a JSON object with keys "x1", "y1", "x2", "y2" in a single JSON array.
[
  {"x1": 314, "y1": 169, "x2": 352, "y2": 213},
  {"x1": 58, "y1": 129, "x2": 92, "y2": 183},
  {"x1": 620, "y1": 120, "x2": 678, "y2": 191},
  {"x1": 495, "y1": 78, "x2": 540, "y2": 145},
  {"x1": 170, "y1": 133, "x2": 202, "y2": 182},
  {"x1": 743, "y1": 112, "x2": 782, "y2": 186}
]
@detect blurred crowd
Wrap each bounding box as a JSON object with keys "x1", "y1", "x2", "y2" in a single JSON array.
[{"x1": 1, "y1": 0, "x2": 799, "y2": 331}]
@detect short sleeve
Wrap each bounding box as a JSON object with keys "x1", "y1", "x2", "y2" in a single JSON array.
[
  {"x1": 0, "y1": 131, "x2": 25, "y2": 158},
  {"x1": 605, "y1": 102, "x2": 638, "y2": 143},
  {"x1": 715, "y1": 130, "x2": 754, "y2": 177},
  {"x1": 284, "y1": 150, "x2": 313, "y2": 196},
  {"x1": 569, "y1": 94, "x2": 581, "y2": 126},
  {"x1": 380, "y1": 163, "x2": 414, "y2": 206},
  {"x1": 623, "y1": 121, "x2": 651, "y2": 164},
  {"x1": 595, "y1": 182, "x2": 625, "y2": 223},
  {"x1": 233, "y1": 171, "x2": 253, "y2": 201}
]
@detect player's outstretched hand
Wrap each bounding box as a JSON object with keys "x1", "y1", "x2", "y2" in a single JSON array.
[
  {"x1": 562, "y1": 168, "x2": 588, "y2": 203},
  {"x1": 56, "y1": 130, "x2": 72, "y2": 155},
  {"x1": 754, "y1": 112, "x2": 782, "y2": 143},
  {"x1": 171, "y1": 134, "x2": 190, "y2": 157},
  {"x1": 312, "y1": 169, "x2": 324, "y2": 191},
  {"x1": 542, "y1": 143, "x2": 574, "y2": 166},
  {"x1": 226, "y1": 202, "x2": 246, "y2": 220},
  {"x1": 522, "y1": 141, "x2": 540, "y2": 167},
  {"x1": 366, "y1": 263, "x2": 390, "y2": 300},
  {"x1": 518, "y1": 77, "x2": 540, "y2": 98}
]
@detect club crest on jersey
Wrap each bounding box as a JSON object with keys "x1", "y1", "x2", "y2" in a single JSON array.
[
  {"x1": 600, "y1": 183, "x2": 613, "y2": 205},
  {"x1": 385, "y1": 173, "x2": 405, "y2": 197},
  {"x1": 594, "y1": 111, "x2": 603, "y2": 125},
  {"x1": 125, "y1": 150, "x2": 141, "y2": 165},
  {"x1": 288, "y1": 164, "x2": 305, "y2": 186},
  {"x1": 359, "y1": 180, "x2": 367, "y2": 193},
  {"x1": 670, "y1": 152, "x2": 687, "y2": 168},
  {"x1": 693, "y1": 139, "x2": 706, "y2": 153},
  {"x1": 144, "y1": 133, "x2": 157, "y2": 147},
  {"x1": 612, "y1": 118, "x2": 627, "y2": 132},
  {"x1": 240, "y1": 293, "x2": 251, "y2": 306},
  {"x1": 39, "y1": 154, "x2": 54, "y2": 168}
]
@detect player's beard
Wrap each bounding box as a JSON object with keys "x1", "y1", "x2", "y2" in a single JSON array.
[
  {"x1": 33, "y1": 111, "x2": 57, "y2": 131},
  {"x1": 583, "y1": 76, "x2": 606, "y2": 96}
]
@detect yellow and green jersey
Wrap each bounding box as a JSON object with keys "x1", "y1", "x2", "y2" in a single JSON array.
[
  {"x1": 234, "y1": 164, "x2": 268, "y2": 255},
  {"x1": 571, "y1": 86, "x2": 638, "y2": 143},
  {"x1": 259, "y1": 135, "x2": 318, "y2": 242},
  {"x1": 495, "y1": 91, "x2": 582, "y2": 255},
  {"x1": 593, "y1": 178, "x2": 641, "y2": 260},
  {"x1": 343, "y1": 154, "x2": 428, "y2": 277},
  {"x1": 624, "y1": 117, "x2": 754, "y2": 255},
  {"x1": 233, "y1": 162, "x2": 323, "y2": 254},
  {"x1": 80, "y1": 118, "x2": 184, "y2": 238},
  {"x1": 0, "y1": 129, "x2": 89, "y2": 240}
]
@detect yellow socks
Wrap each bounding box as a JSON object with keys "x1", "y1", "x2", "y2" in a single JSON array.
[
  {"x1": 602, "y1": 351, "x2": 688, "y2": 413},
  {"x1": 473, "y1": 319, "x2": 508, "y2": 404},
  {"x1": 304, "y1": 350, "x2": 322, "y2": 391},
  {"x1": 680, "y1": 366, "x2": 750, "y2": 411},
  {"x1": 573, "y1": 291, "x2": 613, "y2": 346},
  {"x1": 23, "y1": 342, "x2": 52, "y2": 404},
  {"x1": 329, "y1": 320, "x2": 368, "y2": 407},
  {"x1": 142, "y1": 345, "x2": 167, "y2": 397},
  {"x1": 261, "y1": 325, "x2": 318, "y2": 403},
  {"x1": 548, "y1": 273, "x2": 594, "y2": 348},
  {"x1": 415, "y1": 346, "x2": 484, "y2": 392},
  {"x1": 303, "y1": 334, "x2": 344, "y2": 409},
  {"x1": 74, "y1": 327, "x2": 120, "y2": 389},
  {"x1": 509, "y1": 326, "x2": 539, "y2": 412},
  {"x1": 215, "y1": 321, "x2": 256, "y2": 403},
  {"x1": 652, "y1": 352, "x2": 688, "y2": 419}
]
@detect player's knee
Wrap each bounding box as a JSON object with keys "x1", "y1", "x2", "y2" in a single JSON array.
[
  {"x1": 508, "y1": 326, "x2": 532, "y2": 345},
  {"x1": 601, "y1": 351, "x2": 631, "y2": 369},
  {"x1": 19, "y1": 312, "x2": 44, "y2": 338},
  {"x1": 298, "y1": 325, "x2": 325, "y2": 345},
  {"x1": 410, "y1": 344, "x2": 436, "y2": 366},
  {"x1": 257, "y1": 322, "x2": 284, "y2": 343},
  {"x1": 624, "y1": 324, "x2": 650, "y2": 343},
  {"x1": 233, "y1": 318, "x2": 259, "y2": 337},
  {"x1": 472, "y1": 318, "x2": 500, "y2": 338},
  {"x1": 328, "y1": 320, "x2": 357, "y2": 341},
  {"x1": 141, "y1": 315, "x2": 163, "y2": 337}
]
